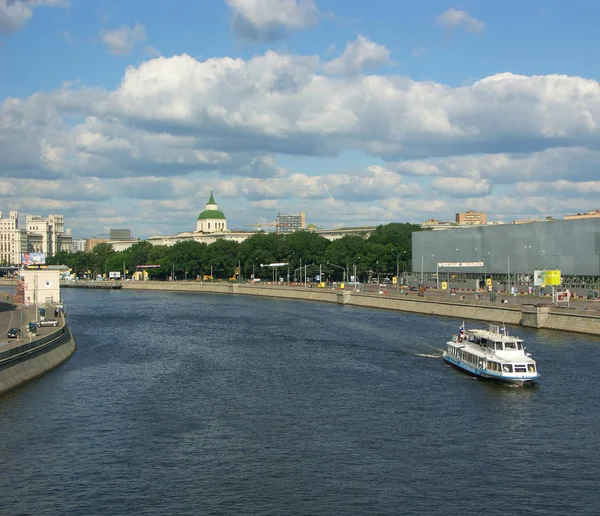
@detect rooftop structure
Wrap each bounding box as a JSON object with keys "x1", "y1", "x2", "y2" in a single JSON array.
[
  {"x1": 564, "y1": 209, "x2": 600, "y2": 220},
  {"x1": 456, "y1": 211, "x2": 487, "y2": 225},
  {"x1": 196, "y1": 192, "x2": 227, "y2": 233},
  {"x1": 276, "y1": 212, "x2": 306, "y2": 234}
]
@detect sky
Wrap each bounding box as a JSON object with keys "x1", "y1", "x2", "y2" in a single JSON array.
[{"x1": 1, "y1": 0, "x2": 600, "y2": 239}]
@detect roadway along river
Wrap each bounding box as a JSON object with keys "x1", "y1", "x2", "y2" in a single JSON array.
[{"x1": 1, "y1": 288, "x2": 599, "y2": 515}]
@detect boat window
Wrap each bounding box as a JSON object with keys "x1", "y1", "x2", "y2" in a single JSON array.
[
  {"x1": 528, "y1": 364, "x2": 536, "y2": 373},
  {"x1": 495, "y1": 342, "x2": 503, "y2": 351},
  {"x1": 516, "y1": 341, "x2": 523, "y2": 350},
  {"x1": 505, "y1": 342, "x2": 516, "y2": 350},
  {"x1": 514, "y1": 365, "x2": 527, "y2": 373},
  {"x1": 502, "y1": 364, "x2": 513, "y2": 373}
]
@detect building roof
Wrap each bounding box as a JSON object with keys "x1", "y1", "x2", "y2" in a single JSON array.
[
  {"x1": 197, "y1": 209, "x2": 226, "y2": 220},
  {"x1": 197, "y1": 191, "x2": 226, "y2": 220}
]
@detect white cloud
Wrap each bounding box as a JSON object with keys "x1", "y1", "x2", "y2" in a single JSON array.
[
  {"x1": 431, "y1": 176, "x2": 490, "y2": 196},
  {"x1": 225, "y1": 0, "x2": 320, "y2": 41},
  {"x1": 0, "y1": 0, "x2": 68, "y2": 33},
  {"x1": 323, "y1": 35, "x2": 393, "y2": 75},
  {"x1": 3, "y1": 48, "x2": 600, "y2": 235},
  {"x1": 100, "y1": 23, "x2": 146, "y2": 55},
  {"x1": 436, "y1": 8, "x2": 485, "y2": 35}
]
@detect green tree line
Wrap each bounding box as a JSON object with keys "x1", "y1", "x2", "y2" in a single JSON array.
[{"x1": 47, "y1": 223, "x2": 419, "y2": 282}]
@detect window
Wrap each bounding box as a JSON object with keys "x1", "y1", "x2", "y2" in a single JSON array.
[
  {"x1": 505, "y1": 342, "x2": 516, "y2": 350},
  {"x1": 514, "y1": 365, "x2": 527, "y2": 373},
  {"x1": 502, "y1": 364, "x2": 513, "y2": 373}
]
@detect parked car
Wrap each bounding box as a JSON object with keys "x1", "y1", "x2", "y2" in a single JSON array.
[
  {"x1": 7, "y1": 328, "x2": 21, "y2": 338},
  {"x1": 37, "y1": 319, "x2": 58, "y2": 327}
]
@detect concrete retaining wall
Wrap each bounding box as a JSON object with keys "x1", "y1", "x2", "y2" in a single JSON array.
[
  {"x1": 122, "y1": 282, "x2": 600, "y2": 336},
  {"x1": 0, "y1": 326, "x2": 77, "y2": 396}
]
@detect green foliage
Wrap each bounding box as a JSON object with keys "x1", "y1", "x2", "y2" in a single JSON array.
[{"x1": 49, "y1": 224, "x2": 418, "y2": 281}]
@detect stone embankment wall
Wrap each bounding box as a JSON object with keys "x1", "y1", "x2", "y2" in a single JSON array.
[
  {"x1": 0, "y1": 313, "x2": 76, "y2": 396},
  {"x1": 122, "y1": 282, "x2": 600, "y2": 336}
]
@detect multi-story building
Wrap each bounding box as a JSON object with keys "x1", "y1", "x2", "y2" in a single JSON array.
[
  {"x1": 26, "y1": 214, "x2": 72, "y2": 255},
  {"x1": 86, "y1": 238, "x2": 108, "y2": 252},
  {"x1": 71, "y1": 239, "x2": 86, "y2": 253},
  {"x1": 0, "y1": 211, "x2": 27, "y2": 265},
  {"x1": 276, "y1": 212, "x2": 306, "y2": 234},
  {"x1": 455, "y1": 211, "x2": 487, "y2": 225},
  {"x1": 110, "y1": 228, "x2": 132, "y2": 240}
]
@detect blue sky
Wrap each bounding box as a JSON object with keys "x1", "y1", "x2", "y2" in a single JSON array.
[{"x1": 1, "y1": 0, "x2": 600, "y2": 238}]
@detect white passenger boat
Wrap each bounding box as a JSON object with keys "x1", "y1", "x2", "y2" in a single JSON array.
[{"x1": 444, "y1": 323, "x2": 539, "y2": 385}]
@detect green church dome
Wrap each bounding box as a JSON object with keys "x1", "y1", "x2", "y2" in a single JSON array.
[{"x1": 197, "y1": 209, "x2": 226, "y2": 220}]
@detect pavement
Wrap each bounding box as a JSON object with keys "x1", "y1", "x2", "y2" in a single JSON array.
[
  {"x1": 0, "y1": 303, "x2": 65, "y2": 353},
  {"x1": 242, "y1": 281, "x2": 600, "y2": 313}
]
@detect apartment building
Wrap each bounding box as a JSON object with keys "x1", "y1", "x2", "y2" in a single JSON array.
[
  {"x1": 276, "y1": 212, "x2": 306, "y2": 234},
  {"x1": 71, "y1": 238, "x2": 86, "y2": 253},
  {"x1": 455, "y1": 211, "x2": 487, "y2": 225},
  {"x1": 0, "y1": 211, "x2": 27, "y2": 265}
]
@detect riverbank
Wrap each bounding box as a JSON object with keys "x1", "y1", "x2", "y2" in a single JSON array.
[
  {"x1": 0, "y1": 303, "x2": 77, "y2": 396},
  {"x1": 117, "y1": 281, "x2": 600, "y2": 336}
]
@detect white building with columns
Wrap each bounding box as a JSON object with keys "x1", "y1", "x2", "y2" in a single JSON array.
[
  {"x1": 149, "y1": 192, "x2": 252, "y2": 247},
  {"x1": 0, "y1": 211, "x2": 27, "y2": 265}
]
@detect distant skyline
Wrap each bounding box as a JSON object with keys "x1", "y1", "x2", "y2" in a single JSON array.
[{"x1": 2, "y1": 0, "x2": 600, "y2": 239}]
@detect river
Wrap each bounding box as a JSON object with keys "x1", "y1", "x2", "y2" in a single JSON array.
[{"x1": 1, "y1": 288, "x2": 599, "y2": 515}]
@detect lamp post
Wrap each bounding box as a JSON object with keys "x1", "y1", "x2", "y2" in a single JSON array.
[
  {"x1": 328, "y1": 262, "x2": 346, "y2": 284},
  {"x1": 353, "y1": 256, "x2": 361, "y2": 291},
  {"x1": 420, "y1": 255, "x2": 424, "y2": 285}
]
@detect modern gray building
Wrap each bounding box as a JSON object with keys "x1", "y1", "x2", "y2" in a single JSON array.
[{"x1": 412, "y1": 218, "x2": 600, "y2": 278}]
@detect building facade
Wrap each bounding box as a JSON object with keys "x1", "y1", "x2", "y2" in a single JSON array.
[
  {"x1": 110, "y1": 228, "x2": 132, "y2": 240},
  {"x1": 564, "y1": 209, "x2": 600, "y2": 220},
  {"x1": 86, "y1": 238, "x2": 108, "y2": 252},
  {"x1": 413, "y1": 218, "x2": 600, "y2": 277},
  {"x1": 26, "y1": 214, "x2": 72, "y2": 255},
  {"x1": 71, "y1": 238, "x2": 86, "y2": 253},
  {"x1": 148, "y1": 192, "x2": 375, "y2": 247},
  {"x1": 196, "y1": 192, "x2": 227, "y2": 233},
  {"x1": 455, "y1": 211, "x2": 487, "y2": 225},
  {"x1": 276, "y1": 212, "x2": 306, "y2": 234},
  {"x1": 0, "y1": 211, "x2": 27, "y2": 265}
]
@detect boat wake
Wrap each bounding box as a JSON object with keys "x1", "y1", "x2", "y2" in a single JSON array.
[{"x1": 415, "y1": 352, "x2": 443, "y2": 359}]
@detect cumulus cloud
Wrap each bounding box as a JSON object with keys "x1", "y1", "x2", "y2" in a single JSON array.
[
  {"x1": 2, "y1": 48, "x2": 600, "y2": 235},
  {"x1": 0, "y1": 0, "x2": 68, "y2": 33},
  {"x1": 435, "y1": 8, "x2": 485, "y2": 35},
  {"x1": 431, "y1": 176, "x2": 491, "y2": 196},
  {"x1": 225, "y1": 0, "x2": 320, "y2": 41},
  {"x1": 100, "y1": 23, "x2": 146, "y2": 55},
  {"x1": 323, "y1": 35, "x2": 394, "y2": 75}
]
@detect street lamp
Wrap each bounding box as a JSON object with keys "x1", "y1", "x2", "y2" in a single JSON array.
[
  {"x1": 287, "y1": 253, "x2": 295, "y2": 284},
  {"x1": 392, "y1": 249, "x2": 406, "y2": 295},
  {"x1": 327, "y1": 262, "x2": 346, "y2": 283},
  {"x1": 353, "y1": 256, "x2": 361, "y2": 291}
]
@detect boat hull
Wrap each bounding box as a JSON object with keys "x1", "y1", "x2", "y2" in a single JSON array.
[{"x1": 443, "y1": 354, "x2": 538, "y2": 386}]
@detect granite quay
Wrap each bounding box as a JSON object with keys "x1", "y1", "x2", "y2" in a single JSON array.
[
  {"x1": 115, "y1": 280, "x2": 600, "y2": 336},
  {"x1": 0, "y1": 302, "x2": 76, "y2": 396}
]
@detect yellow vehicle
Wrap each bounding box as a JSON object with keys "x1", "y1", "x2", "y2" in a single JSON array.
[
  {"x1": 230, "y1": 266, "x2": 240, "y2": 281},
  {"x1": 202, "y1": 275, "x2": 213, "y2": 281}
]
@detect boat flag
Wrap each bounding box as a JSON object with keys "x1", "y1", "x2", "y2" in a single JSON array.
[{"x1": 459, "y1": 323, "x2": 465, "y2": 335}]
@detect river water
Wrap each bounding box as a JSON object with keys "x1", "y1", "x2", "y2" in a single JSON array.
[{"x1": 1, "y1": 288, "x2": 599, "y2": 515}]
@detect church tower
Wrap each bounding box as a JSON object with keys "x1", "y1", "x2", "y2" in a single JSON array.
[{"x1": 196, "y1": 191, "x2": 227, "y2": 233}]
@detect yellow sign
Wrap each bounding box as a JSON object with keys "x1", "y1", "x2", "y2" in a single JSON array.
[
  {"x1": 534, "y1": 269, "x2": 561, "y2": 286},
  {"x1": 486, "y1": 278, "x2": 492, "y2": 286},
  {"x1": 441, "y1": 281, "x2": 447, "y2": 290},
  {"x1": 392, "y1": 276, "x2": 397, "y2": 284}
]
